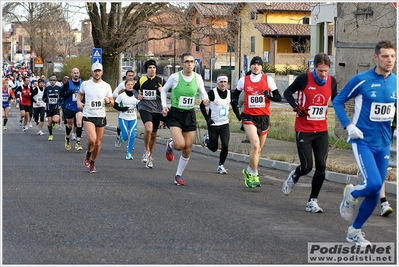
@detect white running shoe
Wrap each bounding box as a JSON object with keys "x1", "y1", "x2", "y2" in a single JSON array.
[
  {"x1": 202, "y1": 133, "x2": 209, "y2": 147},
  {"x1": 71, "y1": 133, "x2": 77, "y2": 140},
  {"x1": 346, "y1": 226, "x2": 371, "y2": 247},
  {"x1": 146, "y1": 157, "x2": 154, "y2": 168},
  {"x1": 142, "y1": 150, "x2": 150, "y2": 163},
  {"x1": 29, "y1": 122, "x2": 32, "y2": 128},
  {"x1": 381, "y1": 201, "x2": 393, "y2": 216},
  {"x1": 115, "y1": 137, "x2": 121, "y2": 148},
  {"x1": 217, "y1": 165, "x2": 228, "y2": 174},
  {"x1": 37, "y1": 130, "x2": 44, "y2": 136},
  {"x1": 340, "y1": 184, "x2": 358, "y2": 221},
  {"x1": 282, "y1": 170, "x2": 296, "y2": 196},
  {"x1": 306, "y1": 198, "x2": 323, "y2": 213}
]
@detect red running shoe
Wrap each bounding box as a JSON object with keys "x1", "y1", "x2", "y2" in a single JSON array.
[
  {"x1": 165, "y1": 138, "x2": 174, "y2": 162},
  {"x1": 83, "y1": 152, "x2": 91, "y2": 167},
  {"x1": 174, "y1": 175, "x2": 186, "y2": 186},
  {"x1": 89, "y1": 162, "x2": 97, "y2": 173}
]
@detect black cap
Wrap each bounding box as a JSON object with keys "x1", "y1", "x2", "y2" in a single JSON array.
[
  {"x1": 144, "y1": 59, "x2": 156, "y2": 71},
  {"x1": 250, "y1": 56, "x2": 263, "y2": 66}
]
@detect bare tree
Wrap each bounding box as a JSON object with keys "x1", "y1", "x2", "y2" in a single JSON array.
[
  {"x1": 2, "y1": 2, "x2": 73, "y2": 66},
  {"x1": 86, "y1": 2, "x2": 180, "y2": 87}
]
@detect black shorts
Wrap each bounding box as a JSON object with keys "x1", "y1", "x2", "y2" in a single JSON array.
[
  {"x1": 33, "y1": 107, "x2": 45, "y2": 122},
  {"x1": 241, "y1": 113, "x2": 270, "y2": 136},
  {"x1": 19, "y1": 104, "x2": 32, "y2": 113},
  {"x1": 139, "y1": 110, "x2": 162, "y2": 132},
  {"x1": 46, "y1": 108, "x2": 60, "y2": 117},
  {"x1": 167, "y1": 107, "x2": 197, "y2": 132},
  {"x1": 83, "y1": 116, "x2": 107, "y2": 127},
  {"x1": 64, "y1": 108, "x2": 81, "y2": 120}
]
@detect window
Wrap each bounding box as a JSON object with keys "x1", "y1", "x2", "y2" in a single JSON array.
[
  {"x1": 196, "y1": 17, "x2": 200, "y2": 25},
  {"x1": 196, "y1": 43, "x2": 200, "y2": 52},
  {"x1": 250, "y1": 36, "x2": 255, "y2": 53},
  {"x1": 249, "y1": 12, "x2": 257, "y2": 20},
  {"x1": 24, "y1": 37, "x2": 29, "y2": 46},
  {"x1": 227, "y1": 44, "x2": 235, "y2": 53}
]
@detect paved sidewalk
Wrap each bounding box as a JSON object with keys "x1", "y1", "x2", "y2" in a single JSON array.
[{"x1": 105, "y1": 110, "x2": 396, "y2": 194}]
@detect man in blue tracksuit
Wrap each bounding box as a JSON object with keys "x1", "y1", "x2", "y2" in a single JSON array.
[{"x1": 333, "y1": 40, "x2": 396, "y2": 247}]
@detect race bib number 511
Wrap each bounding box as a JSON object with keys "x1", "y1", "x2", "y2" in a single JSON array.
[{"x1": 178, "y1": 96, "x2": 195, "y2": 108}]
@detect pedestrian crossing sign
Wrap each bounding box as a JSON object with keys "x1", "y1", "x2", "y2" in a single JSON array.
[{"x1": 93, "y1": 50, "x2": 101, "y2": 57}]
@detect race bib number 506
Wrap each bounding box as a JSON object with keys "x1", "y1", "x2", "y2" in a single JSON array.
[{"x1": 370, "y1": 102, "x2": 395, "y2": 122}]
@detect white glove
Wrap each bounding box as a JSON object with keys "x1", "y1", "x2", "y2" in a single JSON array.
[{"x1": 346, "y1": 124, "x2": 364, "y2": 139}]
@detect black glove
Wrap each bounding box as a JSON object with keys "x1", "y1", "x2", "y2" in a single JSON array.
[
  {"x1": 294, "y1": 105, "x2": 310, "y2": 117},
  {"x1": 207, "y1": 119, "x2": 215, "y2": 127},
  {"x1": 122, "y1": 107, "x2": 129, "y2": 112},
  {"x1": 231, "y1": 99, "x2": 238, "y2": 108},
  {"x1": 262, "y1": 90, "x2": 271, "y2": 99}
]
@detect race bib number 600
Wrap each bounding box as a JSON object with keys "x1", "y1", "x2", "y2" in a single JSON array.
[
  {"x1": 247, "y1": 95, "x2": 265, "y2": 108},
  {"x1": 370, "y1": 102, "x2": 395, "y2": 122}
]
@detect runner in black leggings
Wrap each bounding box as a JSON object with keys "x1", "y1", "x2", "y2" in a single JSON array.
[
  {"x1": 200, "y1": 73, "x2": 241, "y2": 174},
  {"x1": 282, "y1": 53, "x2": 337, "y2": 213}
]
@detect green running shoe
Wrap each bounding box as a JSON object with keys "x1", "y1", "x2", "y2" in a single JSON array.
[
  {"x1": 242, "y1": 169, "x2": 255, "y2": 188},
  {"x1": 253, "y1": 174, "x2": 261, "y2": 187}
]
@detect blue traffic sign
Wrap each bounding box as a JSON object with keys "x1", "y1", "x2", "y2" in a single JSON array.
[
  {"x1": 92, "y1": 48, "x2": 102, "y2": 64},
  {"x1": 194, "y1": 58, "x2": 201, "y2": 65}
]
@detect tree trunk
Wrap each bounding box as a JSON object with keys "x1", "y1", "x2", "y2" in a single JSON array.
[{"x1": 102, "y1": 53, "x2": 118, "y2": 88}]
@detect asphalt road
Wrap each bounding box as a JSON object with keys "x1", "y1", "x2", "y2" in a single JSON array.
[{"x1": 2, "y1": 108, "x2": 397, "y2": 265}]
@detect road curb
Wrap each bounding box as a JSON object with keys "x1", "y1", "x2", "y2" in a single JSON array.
[{"x1": 106, "y1": 125, "x2": 397, "y2": 195}]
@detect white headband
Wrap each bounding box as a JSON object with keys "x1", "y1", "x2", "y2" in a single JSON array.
[{"x1": 217, "y1": 76, "x2": 228, "y2": 83}]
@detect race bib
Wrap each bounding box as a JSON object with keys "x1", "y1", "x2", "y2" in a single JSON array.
[
  {"x1": 370, "y1": 102, "x2": 395, "y2": 122},
  {"x1": 219, "y1": 106, "x2": 227, "y2": 117},
  {"x1": 88, "y1": 100, "x2": 103, "y2": 110},
  {"x1": 72, "y1": 92, "x2": 78, "y2": 101},
  {"x1": 143, "y1": 89, "x2": 156, "y2": 100},
  {"x1": 178, "y1": 96, "x2": 195, "y2": 108},
  {"x1": 49, "y1": 98, "x2": 57, "y2": 104},
  {"x1": 247, "y1": 95, "x2": 265, "y2": 108},
  {"x1": 126, "y1": 108, "x2": 135, "y2": 114},
  {"x1": 308, "y1": 105, "x2": 327, "y2": 120},
  {"x1": 3, "y1": 96, "x2": 8, "y2": 102}
]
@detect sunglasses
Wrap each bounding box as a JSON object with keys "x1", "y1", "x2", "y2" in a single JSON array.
[
  {"x1": 50, "y1": 79, "x2": 57, "y2": 81},
  {"x1": 183, "y1": 60, "x2": 195, "y2": 64}
]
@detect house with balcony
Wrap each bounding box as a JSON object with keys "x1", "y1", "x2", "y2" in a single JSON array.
[{"x1": 232, "y1": 2, "x2": 333, "y2": 73}]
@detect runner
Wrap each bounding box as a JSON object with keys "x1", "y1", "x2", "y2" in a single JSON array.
[
  {"x1": 2, "y1": 79, "x2": 15, "y2": 130},
  {"x1": 200, "y1": 73, "x2": 241, "y2": 174},
  {"x1": 30, "y1": 79, "x2": 46, "y2": 136},
  {"x1": 77, "y1": 62, "x2": 114, "y2": 173},
  {"x1": 59, "y1": 68, "x2": 83, "y2": 151},
  {"x1": 333, "y1": 40, "x2": 396, "y2": 247},
  {"x1": 160, "y1": 52, "x2": 209, "y2": 185},
  {"x1": 133, "y1": 59, "x2": 165, "y2": 168},
  {"x1": 113, "y1": 79, "x2": 139, "y2": 160},
  {"x1": 42, "y1": 74, "x2": 61, "y2": 141}
]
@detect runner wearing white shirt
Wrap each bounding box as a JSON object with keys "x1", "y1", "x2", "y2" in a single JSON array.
[{"x1": 77, "y1": 63, "x2": 114, "y2": 173}]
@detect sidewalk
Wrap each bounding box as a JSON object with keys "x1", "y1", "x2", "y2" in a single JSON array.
[{"x1": 105, "y1": 110, "x2": 396, "y2": 194}]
